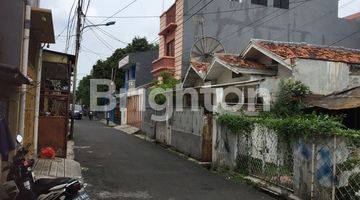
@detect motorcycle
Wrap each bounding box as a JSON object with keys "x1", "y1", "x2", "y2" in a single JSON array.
[
  {"x1": 88, "y1": 111, "x2": 93, "y2": 120},
  {"x1": 2, "y1": 135, "x2": 90, "y2": 200}
]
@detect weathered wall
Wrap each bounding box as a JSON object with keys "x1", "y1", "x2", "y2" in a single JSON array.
[
  {"x1": 155, "y1": 121, "x2": 171, "y2": 145},
  {"x1": 0, "y1": 83, "x2": 19, "y2": 182},
  {"x1": 131, "y1": 51, "x2": 158, "y2": 88},
  {"x1": 293, "y1": 59, "x2": 351, "y2": 95},
  {"x1": 0, "y1": 0, "x2": 24, "y2": 69},
  {"x1": 170, "y1": 108, "x2": 204, "y2": 160},
  {"x1": 212, "y1": 122, "x2": 284, "y2": 169},
  {"x1": 181, "y1": 0, "x2": 360, "y2": 78},
  {"x1": 174, "y1": 0, "x2": 184, "y2": 79},
  {"x1": 215, "y1": 69, "x2": 251, "y2": 85}
]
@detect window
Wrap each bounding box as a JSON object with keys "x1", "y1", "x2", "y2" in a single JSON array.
[
  {"x1": 166, "y1": 40, "x2": 175, "y2": 57},
  {"x1": 251, "y1": 0, "x2": 267, "y2": 6},
  {"x1": 232, "y1": 72, "x2": 243, "y2": 78},
  {"x1": 274, "y1": 0, "x2": 289, "y2": 9},
  {"x1": 350, "y1": 65, "x2": 360, "y2": 75}
]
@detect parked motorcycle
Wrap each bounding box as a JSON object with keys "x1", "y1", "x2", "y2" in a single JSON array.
[
  {"x1": 2, "y1": 135, "x2": 90, "y2": 200},
  {"x1": 88, "y1": 111, "x2": 93, "y2": 121}
]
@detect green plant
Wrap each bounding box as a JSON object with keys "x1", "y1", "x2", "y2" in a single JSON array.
[
  {"x1": 217, "y1": 114, "x2": 255, "y2": 136},
  {"x1": 216, "y1": 78, "x2": 360, "y2": 139},
  {"x1": 150, "y1": 72, "x2": 180, "y2": 105},
  {"x1": 272, "y1": 78, "x2": 311, "y2": 117}
]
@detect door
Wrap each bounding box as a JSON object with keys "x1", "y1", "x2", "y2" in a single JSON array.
[{"x1": 126, "y1": 95, "x2": 141, "y2": 128}]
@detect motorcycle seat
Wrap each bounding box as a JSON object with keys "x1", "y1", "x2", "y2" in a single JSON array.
[{"x1": 34, "y1": 177, "x2": 75, "y2": 194}]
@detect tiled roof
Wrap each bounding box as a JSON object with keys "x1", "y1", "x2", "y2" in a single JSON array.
[
  {"x1": 252, "y1": 39, "x2": 360, "y2": 64},
  {"x1": 345, "y1": 12, "x2": 360, "y2": 20},
  {"x1": 190, "y1": 61, "x2": 209, "y2": 74},
  {"x1": 215, "y1": 53, "x2": 265, "y2": 69}
]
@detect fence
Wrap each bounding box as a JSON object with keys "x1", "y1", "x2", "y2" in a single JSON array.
[
  {"x1": 294, "y1": 135, "x2": 360, "y2": 200},
  {"x1": 142, "y1": 107, "x2": 156, "y2": 139},
  {"x1": 214, "y1": 122, "x2": 360, "y2": 200},
  {"x1": 141, "y1": 106, "x2": 212, "y2": 162},
  {"x1": 170, "y1": 108, "x2": 205, "y2": 160}
]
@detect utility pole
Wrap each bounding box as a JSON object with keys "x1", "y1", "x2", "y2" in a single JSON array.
[
  {"x1": 19, "y1": 0, "x2": 32, "y2": 139},
  {"x1": 70, "y1": 0, "x2": 84, "y2": 139}
]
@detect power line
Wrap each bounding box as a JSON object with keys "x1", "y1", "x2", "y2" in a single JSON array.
[
  {"x1": 329, "y1": 30, "x2": 360, "y2": 46},
  {"x1": 185, "y1": 0, "x2": 203, "y2": 15},
  {"x1": 86, "y1": 15, "x2": 159, "y2": 19},
  {"x1": 85, "y1": 18, "x2": 129, "y2": 45},
  {"x1": 100, "y1": 0, "x2": 138, "y2": 23},
  {"x1": 57, "y1": 0, "x2": 77, "y2": 39},
  {"x1": 81, "y1": 45, "x2": 106, "y2": 56},
  {"x1": 88, "y1": 26, "x2": 114, "y2": 51},
  {"x1": 84, "y1": 0, "x2": 91, "y2": 16},
  {"x1": 183, "y1": 0, "x2": 215, "y2": 24},
  {"x1": 270, "y1": 0, "x2": 358, "y2": 42},
  {"x1": 221, "y1": 0, "x2": 311, "y2": 43}
]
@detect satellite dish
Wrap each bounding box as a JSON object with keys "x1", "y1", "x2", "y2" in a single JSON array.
[{"x1": 190, "y1": 36, "x2": 225, "y2": 63}]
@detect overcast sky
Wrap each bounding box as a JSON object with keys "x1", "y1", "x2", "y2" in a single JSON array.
[{"x1": 40, "y1": 0, "x2": 360, "y2": 82}]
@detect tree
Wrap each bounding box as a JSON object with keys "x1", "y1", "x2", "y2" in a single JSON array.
[
  {"x1": 76, "y1": 75, "x2": 92, "y2": 107},
  {"x1": 76, "y1": 37, "x2": 158, "y2": 107}
]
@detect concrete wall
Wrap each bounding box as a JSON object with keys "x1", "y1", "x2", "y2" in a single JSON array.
[
  {"x1": 155, "y1": 121, "x2": 171, "y2": 145},
  {"x1": 293, "y1": 59, "x2": 357, "y2": 95},
  {"x1": 170, "y1": 108, "x2": 204, "y2": 160},
  {"x1": 0, "y1": 0, "x2": 24, "y2": 69},
  {"x1": 181, "y1": 0, "x2": 360, "y2": 78},
  {"x1": 0, "y1": 83, "x2": 20, "y2": 182},
  {"x1": 131, "y1": 51, "x2": 158, "y2": 88},
  {"x1": 215, "y1": 69, "x2": 252, "y2": 84},
  {"x1": 212, "y1": 122, "x2": 284, "y2": 169}
]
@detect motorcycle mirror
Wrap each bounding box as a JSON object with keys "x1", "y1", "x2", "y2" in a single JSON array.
[{"x1": 16, "y1": 135, "x2": 23, "y2": 144}]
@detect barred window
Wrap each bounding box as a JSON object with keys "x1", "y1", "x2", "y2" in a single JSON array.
[
  {"x1": 350, "y1": 65, "x2": 360, "y2": 75},
  {"x1": 251, "y1": 0, "x2": 267, "y2": 6},
  {"x1": 274, "y1": 0, "x2": 289, "y2": 9}
]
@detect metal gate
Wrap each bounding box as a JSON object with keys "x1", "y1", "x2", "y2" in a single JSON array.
[{"x1": 126, "y1": 95, "x2": 141, "y2": 128}]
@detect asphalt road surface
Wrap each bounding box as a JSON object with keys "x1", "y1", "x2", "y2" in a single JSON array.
[{"x1": 74, "y1": 119, "x2": 274, "y2": 200}]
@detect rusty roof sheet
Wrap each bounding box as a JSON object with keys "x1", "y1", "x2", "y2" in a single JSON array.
[
  {"x1": 215, "y1": 53, "x2": 265, "y2": 69},
  {"x1": 308, "y1": 86, "x2": 360, "y2": 110},
  {"x1": 345, "y1": 12, "x2": 360, "y2": 20},
  {"x1": 253, "y1": 39, "x2": 360, "y2": 64}
]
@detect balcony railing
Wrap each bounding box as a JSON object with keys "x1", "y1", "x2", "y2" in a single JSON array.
[
  {"x1": 159, "y1": 4, "x2": 177, "y2": 36},
  {"x1": 152, "y1": 56, "x2": 175, "y2": 74},
  {"x1": 166, "y1": 4, "x2": 176, "y2": 25}
]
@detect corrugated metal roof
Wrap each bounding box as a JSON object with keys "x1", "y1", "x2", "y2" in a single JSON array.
[{"x1": 308, "y1": 86, "x2": 360, "y2": 110}]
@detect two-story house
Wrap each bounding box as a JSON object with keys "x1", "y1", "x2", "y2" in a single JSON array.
[
  {"x1": 152, "y1": 2, "x2": 184, "y2": 80},
  {"x1": 118, "y1": 50, "x2": 159, "y2": 128},
  {"x1": 0, "y1": 0, "x2": 55, "y2": 177},
  {"x1": 154, "y1": 0, "x2": 360, "y2": 80}
]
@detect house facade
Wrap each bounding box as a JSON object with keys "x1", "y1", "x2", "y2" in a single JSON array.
[
  {"x1": 119, "y1": 51, "x2": 159, "y2": 127},
  {"x1": 0, "y1": 0, "x2": 56, "y2": 181},
  {"x1": 154, "y1": 0, "x2": 360, "y2": 80},
  {"x1": 196, "y1": 39, "x2": 360, "y2": 124},
  {"x1": 152, "y1": 0, "x2": 184, "y2": 79}
]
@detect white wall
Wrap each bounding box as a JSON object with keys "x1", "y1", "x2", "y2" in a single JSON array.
[{"x1": 293, "y1": 59, "x2": 351, "y2": 95}]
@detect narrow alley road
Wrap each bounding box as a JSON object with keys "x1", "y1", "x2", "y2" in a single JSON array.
[{"x1": 74, "y1": 119, "x2": 274, "y2": 200}]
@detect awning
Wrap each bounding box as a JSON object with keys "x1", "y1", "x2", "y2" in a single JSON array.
[
  {"x1": 118, "y1": 55, "x2": 130, "y2": 70},
  {"x1": 0, "y1": 62, "x2": 31, "y2": 85},
  {"x1": 308, "y1": 86, "x2": 360, "y2": 110},
  {"x1": 31, "y1": 8, "x2": 55, "y2": 43}
]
